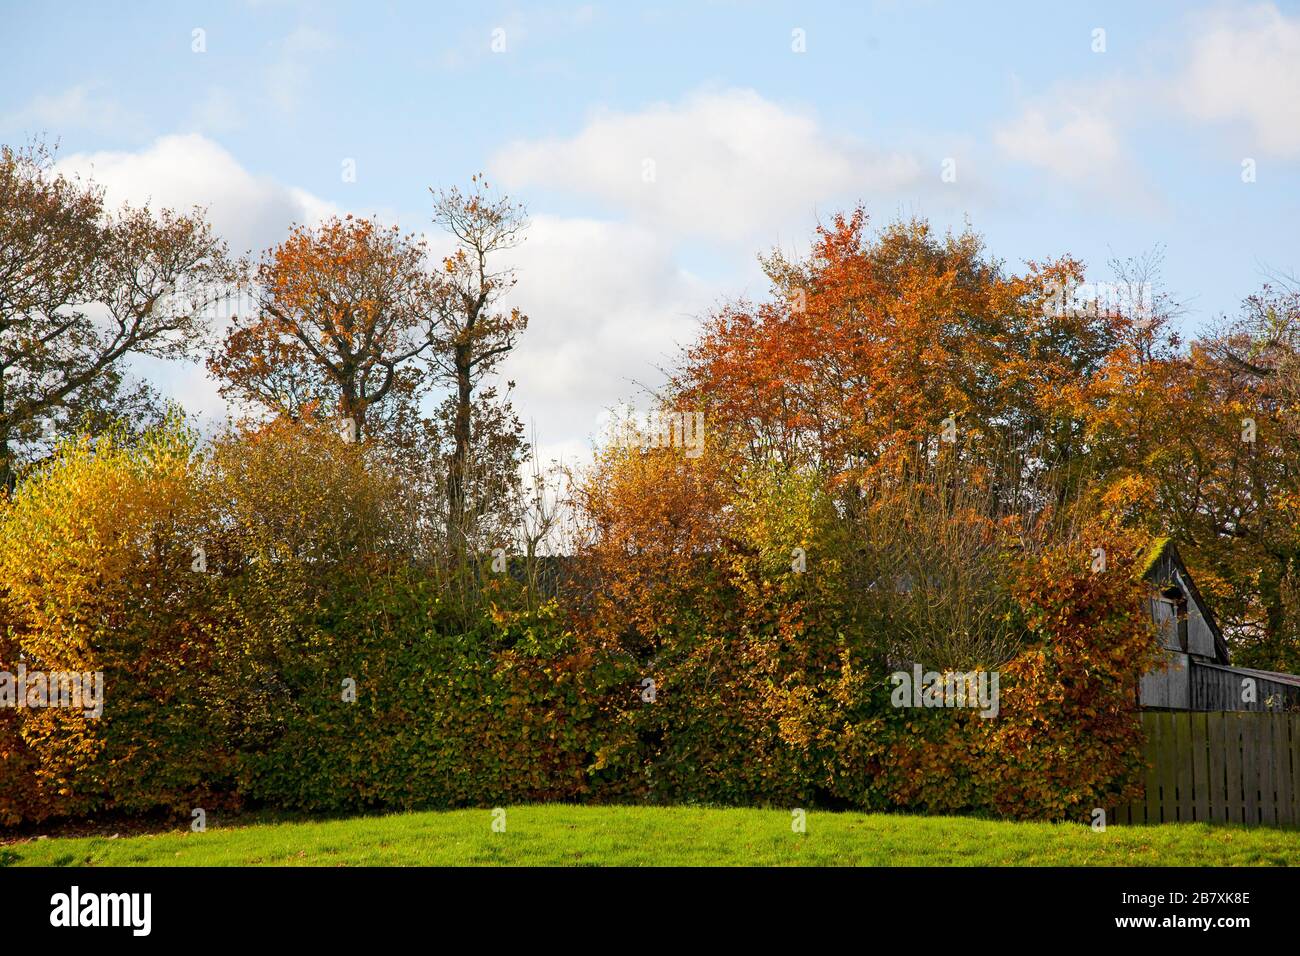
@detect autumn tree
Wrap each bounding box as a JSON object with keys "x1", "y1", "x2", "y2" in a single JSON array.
[
  {"x1": 676, "y1": 210, "x2": 1131, "y2": 505},
  {"x1": 0, "y1": 140, "x2": 230, "y2": 491},
  {"x1": 427, "y1": 177, "x2": 529, "y2": 550},
  {"x1": 210, "y1": 188, "x2": 531, "y2": 559},
  {"x1": 210, "y1": 215, "x2": 438, "y2": 440},
  {"x1": 1141, "y1": 282, "x2": 1300, "y2": 669},
  {"x1": 664, "y1": 210, "x2": 1173, "y2": 672}
]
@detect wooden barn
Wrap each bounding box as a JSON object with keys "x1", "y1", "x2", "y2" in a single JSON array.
[{"x1": 1138, "y1": 537, "x2": 1300, "y2": 712}]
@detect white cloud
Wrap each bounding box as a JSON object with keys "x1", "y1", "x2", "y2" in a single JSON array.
[
  {"x1": 265, "y1": 26, "x2": 336, "y2": 113},
  {"x1": 993, "y1": 2, "x2": 1300, "y2": 190},
  {"x1": 438, "y1": 6, "x2": 600, "y2": 72},
  {"x1": 1176, "y1": 3, "x2": 1300, "y2": 157},
  {"x1": 495, "y1": 214, "x2": 722, "y2": 461},
  {"x1": 990, "y1": 75, "x2": 1170, "y2": 214},
  {"x1": 487, "y1": 87, "x2": 914, "y2": 457},
  {"x1": 54, "y1": 135, "x2": 339, "y2": 426},
  {"x1": 491, "y1": 88, "x2": 923, "y2": 244},
  {"x1": 49, "y1": 135, "x2": 709, "y2": 459},
  {"x1": 55, "y1": 133, "x2": 337, "y2": 256},
  {"x1": 125, "y1": 352, "x2": 230, "y2": 425},
  {"x1": 282, "y1": 23, "x2": 334, "y2": 54},
  {"x1": 190, "y1": 87, "x2": 244, "y2": 134},
  {"x1": 1, "y1": 84, "x2": 147, "y2": 138},
  {"x1": 994, "y1": 100, "x2": 1125, "y2": 184}
]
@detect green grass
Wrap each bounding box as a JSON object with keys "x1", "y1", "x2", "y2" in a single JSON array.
[{"x1": 4, "y1": 805, "x2": 1298, "y2": 866}]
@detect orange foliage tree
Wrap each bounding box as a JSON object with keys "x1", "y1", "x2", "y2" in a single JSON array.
[
  {"x1": 569, "y1": 211, "x2": 1165, "y2": 815},
  {"x1": 676, "y1": 210, "x2": 1135, "y2": 495},
  {"x1": 210, "y1": 215, "x2": 439, "y2": 439}
]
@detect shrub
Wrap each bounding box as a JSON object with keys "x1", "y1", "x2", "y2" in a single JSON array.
[
  {"x1": 236, "y1": 572, "x2": 604, "y2": 811},
  {"x1": 0, "y1": 416, "x2": 1161, "y2": 826},
  {"x1": 0, "y1": 421, "x2": 233, "y2": 822}
]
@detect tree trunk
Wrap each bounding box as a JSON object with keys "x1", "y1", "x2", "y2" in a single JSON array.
[
  {"x1": 447, "y1": 343, "x2": 473, "y2": 549},
  {"x1": 0, "y1": 432, "x2": 11, "y2": 496},
  {"x1": 1260, "y1": 558, "x2": 1290, "y2": 668},
  {"x1": 338, "y1": 375, "x2": 365, "y2": 441},
  {"x1": 0, "y1": 372, "x2": 12, "y2": 495}
]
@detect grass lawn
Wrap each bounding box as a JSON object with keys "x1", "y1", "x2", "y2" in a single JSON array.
[{"x1": 4, "y1": 805, "x2": 1299, "y2": 866}]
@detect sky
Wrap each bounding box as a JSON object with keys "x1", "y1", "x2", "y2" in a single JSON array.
[{"x1": 2, "y1": 0, "x2": 1298, "y2": 466}]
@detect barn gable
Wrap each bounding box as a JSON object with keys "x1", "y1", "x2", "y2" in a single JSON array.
[
  {"x1": 1137, "y1": 537, "x2": 1300, "y2": 712},
  {"x1": 1138, "y1": 537, "x2": 1229, "y2": 665}
]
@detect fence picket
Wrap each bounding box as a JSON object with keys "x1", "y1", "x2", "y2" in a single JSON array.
[
  {"x1": 1225, "y1": 713, "x2": 1244, "y2": 824},
  {"x1": 1207, "y1": 711, "x2": 1229, "y2": 822},
  {"x1": 1274, "y1": 714, "x2": 1293, "y2": 826},
  {"x1": 1243, "y1": 713, "x2": 1259, "y2": 824},
  {"x1": 1175, "y1": 713, "x2": 1194, "y2": 822},
  {"x1": 1191, "y1": 712, "x2": 1210, "y2": 822},
  {"x1": 1144, "y1": 713, "x2": 1163, "y2": 823},
  {"x1": 1259, "y1": 715, "x2": 1277, "y2": 825}
]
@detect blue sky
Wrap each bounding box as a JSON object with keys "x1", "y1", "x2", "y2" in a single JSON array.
[{"x1": 2, "y1": 0, "x2": 1298, "y2": 462}]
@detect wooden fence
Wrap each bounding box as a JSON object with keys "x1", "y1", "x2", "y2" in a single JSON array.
[{"x1": 1112, "y1": 711, "x2": 1300, "y2": 826}]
